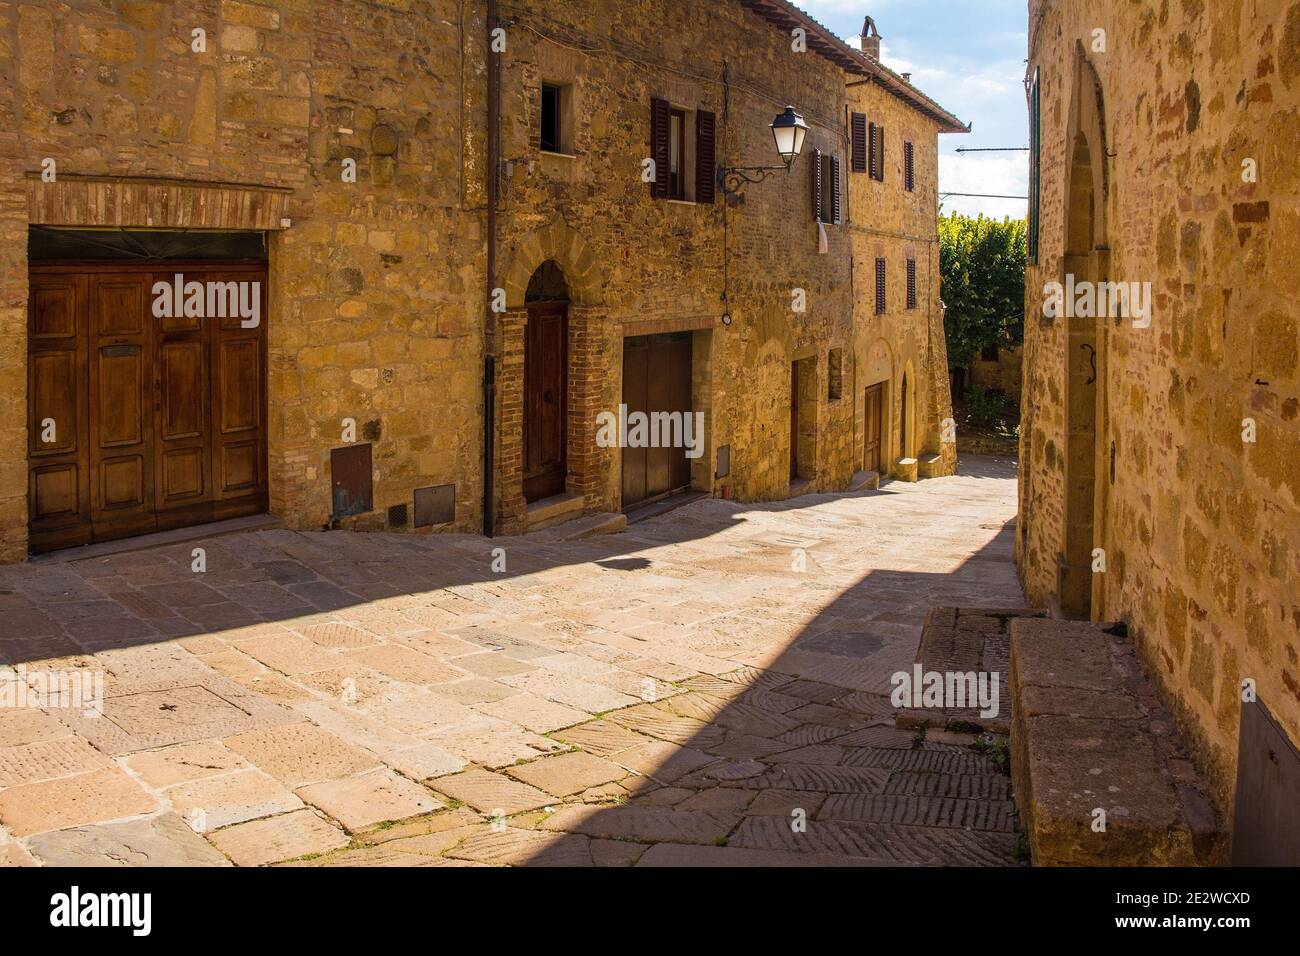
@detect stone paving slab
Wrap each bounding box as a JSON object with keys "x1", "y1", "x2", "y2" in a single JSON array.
[
  {"x1": 206, "y1": 809, "x2": 350, "y2": 866},
  {"x1": 26, "y1": 813, "x2": 230, "y2": 867},
  {"x1": 0, "y1": 458, "x2": 1028, "y2": 866}
]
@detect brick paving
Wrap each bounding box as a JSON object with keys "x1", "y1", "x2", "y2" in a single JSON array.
[{"x1": 0, "y1": 455, "x2": 1024, "y2": 866}]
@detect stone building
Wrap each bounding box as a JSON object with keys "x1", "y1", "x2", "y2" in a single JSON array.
[
  {"x1": 847, "y1": 16, "x2": 962, "y2": 484},
  {"x1": 1019, "y1": 0, "x2": 1300, "y2": 811},
  {"x1": 0, "y1": 0, "x2": 961, "y2": 561}
]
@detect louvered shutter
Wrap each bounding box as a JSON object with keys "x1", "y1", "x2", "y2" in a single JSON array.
[
  {"x1": 904, "y1": 141, "x2": 915, "y2": 192},
  {"x1": 875, "y1": 257, "x2": 886, "y2": 313},
  {"x1": 650, "y1": 98, "x2": 670, "y2": 199},
  {"x1": 695, "y1": 110, "x2": 716, "y2": 205},
  {"x1": 874, "y1": 125, "x2": 886, "y2": 181},
  {"x1": 811, "y1": 147, "x2": 823, "y2": 222},
  {"x1": 831, "y1": 155, "x2": 842, "y2": 225},
  {"x1": 851, "y1": 113, "x2": 867, "y2": 173}
]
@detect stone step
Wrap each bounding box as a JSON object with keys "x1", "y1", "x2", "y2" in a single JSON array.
[
  {"x1": 1009, "y1": 618, "x2": 1229, "y2": 866},
  {"x1": 849, "y1": 469, "x2": 881, "y2": 491},
  {"x1": 523, "y1": 492, "x2": 584, "y2": 533},
  {"x1": 530, "y1": 511, "x2": 627, "y2": 542}
]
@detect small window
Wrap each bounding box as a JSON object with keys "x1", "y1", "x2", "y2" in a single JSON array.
[
  {"x1": 541, "y1": 83, "x2": 572, "y2": 154},
  {"x1": 906, "y1": 258, "x2": 917, "y2": 309},
  {"x1": 669, "y1": 108, "x2": 687, "y2": 200},
  {"x1": 827, "y1": 348, "x2": 843, "y2": 401},
  {"x1": 981, "y1": 345, "x2": 1000, "y2": 362},
  {"x1": 904, "y1": 141, "x2": 915, "y2": 192},
  {"x1": 875, "y1": 258, "x2": 887, "y2": 314}
]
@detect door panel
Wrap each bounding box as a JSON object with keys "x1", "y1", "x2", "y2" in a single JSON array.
[
  {"x1": 88, "y1": 274, "x2": 154, "y2": 539},
  {"x1": 622, "y1": 333, "x2": 692, "y2": 509},
  {"x1": 28, "y1": 263, "x2": 267, "y2": 553},
  {"x1": 523, "y1": 303, "x2": 568, "y2": 502},
  {"x1": 864, "y1": 383, "x2": 883, "y2": 473},
  {"x1": 27, "y1": 273, "x2": 90, "y2": 548}
]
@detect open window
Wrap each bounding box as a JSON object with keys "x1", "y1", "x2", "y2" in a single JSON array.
[
  {"x1": 540, "y1": 82, "x2": 573, "y2": 155},
  {"x1": 649, "y1": 99, "x2": 716, "y2": 204}
]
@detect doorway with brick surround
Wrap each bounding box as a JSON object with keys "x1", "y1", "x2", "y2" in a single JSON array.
[{"x1": 27, "y1": 262, "x2": 268, "y2": 554}]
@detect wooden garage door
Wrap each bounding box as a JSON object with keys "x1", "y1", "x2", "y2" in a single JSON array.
[
  {"x1": 621, "y1": 332, "x2": 692, "y2": 509},
  {"x1": 28, "y1": 263, "x2": 268, "y2": 554}
]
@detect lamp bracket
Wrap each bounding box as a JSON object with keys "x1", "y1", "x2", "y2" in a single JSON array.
[{"x1": 718, "y1": 163, "x2": 793, "y2": 196}]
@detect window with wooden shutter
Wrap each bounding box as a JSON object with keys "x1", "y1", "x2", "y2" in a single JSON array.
[
  {"x1": 830, "y1": 154, "x2": 842, "y2": 224},
  {"x1": 875, "y1": 257, "x2": 886, "y2": 314},
  {"x1": 1028, "y1": 68, "x2": 1041, "y2": 264},
  {"x1": 851, "y1": 113, "x2": 867, "y2": 173},
  {"x1": 904, "y1": 141, "x2": 915, "y2": 192},
  {"x1": 650, "y1": 97, "x2": 670, "y2": 199},
  {"x1": 869, "y1": 123, "x2": 885, "y2": 182},
  {"x1": 906, "y1": 258, "x2": 917, "y2": 309},
  {"x1": 811, "y1": 147, "x2": 823, "y2": 222},
  {"x1": 695, "y1": 109, "x2": 716, "y2": 205}
]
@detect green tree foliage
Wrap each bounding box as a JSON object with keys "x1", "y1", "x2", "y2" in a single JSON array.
[{"x1": 939, "y1": 213, "x2": 1027, "y2": 372}]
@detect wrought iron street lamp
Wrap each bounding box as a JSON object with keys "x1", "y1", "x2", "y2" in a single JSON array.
[{"x1": 719, "y1": 106, "x2": 808, "y2": 195}]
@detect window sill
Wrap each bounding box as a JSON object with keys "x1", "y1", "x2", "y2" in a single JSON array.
[
  {"x1": 540, "y1": 150, "x2": 578, "y2": 160},
  {"x1": 667, "y1": 198, "x2": 697, "y2": 206}
]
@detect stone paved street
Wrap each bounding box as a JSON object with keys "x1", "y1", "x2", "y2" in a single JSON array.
[{"x1": 0, "y1": 456, "x2": 1024, "y2": 867}]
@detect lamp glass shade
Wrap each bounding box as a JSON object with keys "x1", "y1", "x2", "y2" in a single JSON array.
[{"x1": 770, "y1": 107, "x2": 809, "y2": 163}]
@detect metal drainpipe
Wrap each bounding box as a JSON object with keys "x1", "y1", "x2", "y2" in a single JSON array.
[{"x1": 482, "y1": 0, "x2": 500, "y2": 538}]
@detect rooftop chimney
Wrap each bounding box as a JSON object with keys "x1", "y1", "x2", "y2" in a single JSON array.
[{"x1": 860, "y1": 15, "x2": 881, "y2": 61}]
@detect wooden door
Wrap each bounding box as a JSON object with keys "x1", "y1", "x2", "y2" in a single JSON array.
[
  {"x1": 864, "y1": 382, "x2": 883, "y2": 472},
  {"x1": 790, "y1": 363, "x2": 800, "y2": 480},
  {"x1": 27, "y1": 262, "x2": 267, "y2": 554},
  {"x1": 621, "y1": 333, "x2": 692, "y2": 509},
  {"x1": 523, "y1": 302, "x2": 568, "y2": 502}
]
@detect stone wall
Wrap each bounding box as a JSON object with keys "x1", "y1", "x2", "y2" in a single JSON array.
[
  {"x1": 2, "y1": 0, "x2": 487, "y2": 551},
  {"x1": 1021, "y1": 0, "x2": 1300, "y2": 808}
]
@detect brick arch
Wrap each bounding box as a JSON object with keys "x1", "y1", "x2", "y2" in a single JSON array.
[{"x1": 502, "y1": 220, "x2": 603, "y2": 309}]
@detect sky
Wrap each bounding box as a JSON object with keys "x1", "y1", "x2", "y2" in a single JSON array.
[{"x1": 797, "y1": 0, "x2": 1030, "y2": 220}]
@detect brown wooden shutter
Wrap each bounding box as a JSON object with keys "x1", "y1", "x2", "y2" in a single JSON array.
[
  {"x1": 904, "y1": 141, "x2": 915, "y2": 192},
  {"x1": 650, "y1": 98, "x2": 670, "y2": 199},
  {"x1": 831, "y1": 155, "x2": 842, "y2": 224},
  {"x1": 811, "y1": 147, "x2": 823, "y2": 222},
  {"x1": 695, "y1": 109, "x2": 716, "y2": 205},
  {"x1": 875, "y1": 257, "x2": 886, "y2": 313},
  {"x1": 851, "y1": 113, "x2": 867, "y2": 173},
  {"x1": 875, "y1": 125, "x2": 886, "y2": 181},
  {"x1": 906, "y1": 258, "x2": 917, "y2": 309}
]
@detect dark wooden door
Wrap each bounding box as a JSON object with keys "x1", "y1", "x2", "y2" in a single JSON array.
[
  {"x1": 523, "y1": 302, "x2": 568, "y2": 502},
  {"x1": 622, "y1": 333, "x2": 692, "y2": 509},
  {"x1": 864, "y1": 382, "x2": 883, "y2": 472},
  {"x1": 790, "y1": 363, "x2": 800, "y2": 480},
  {"x1": 27, "y1": 263, "x2": 267, "y2": 554}
]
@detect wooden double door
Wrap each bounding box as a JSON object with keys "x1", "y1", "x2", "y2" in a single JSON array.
[
  {"x1": 27, "y1": 263, "x2": 268, "y2": 554},
  {"x1": 622, "y1": 332, "x2": 693, "y2": 509}
]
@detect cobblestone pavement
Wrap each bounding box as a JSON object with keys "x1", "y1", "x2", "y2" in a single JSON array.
[{"x1": 0, "y1": 455, "x2": 1024, "y2": 867}]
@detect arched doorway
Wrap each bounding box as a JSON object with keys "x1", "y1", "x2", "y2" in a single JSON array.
[
  {"x1": 523, "y1": 261, "x2": 569, "y2": 502},
  {"x1": 1060, "y1": 50, "x2": 1110, "y2": 619}
]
